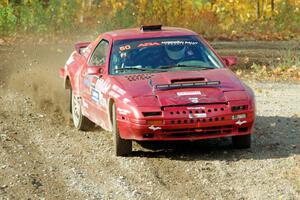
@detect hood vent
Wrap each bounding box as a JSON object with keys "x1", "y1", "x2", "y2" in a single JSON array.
[
  {"x1": 156, "y1": 81, "x2": 221, "y2": 90},
  {"x1": 171, "y1": 77, "x2": 206, "y2": 84}
]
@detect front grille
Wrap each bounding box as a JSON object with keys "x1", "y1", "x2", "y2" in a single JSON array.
[
  {"x1": 167, "y1": 117, "x2": 226, "y2": 125},
  {"x1": 161, "y1": 125, "x2": 233, "y2": 138},
  {"x1": 162, "y1": 105, "x2": 229, "y2": 125},
  {"x1": 165, "y1": 105, "x2": 227, "y2": 115}
]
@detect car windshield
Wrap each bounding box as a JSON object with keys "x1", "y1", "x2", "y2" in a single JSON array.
[{"x1": 109, "y1": 36, "x2": 224, "y2": 75}]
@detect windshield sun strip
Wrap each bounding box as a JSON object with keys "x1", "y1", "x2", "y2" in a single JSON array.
[{"x1": 109, "y1": 35, "x2": 224, "y2": 75}]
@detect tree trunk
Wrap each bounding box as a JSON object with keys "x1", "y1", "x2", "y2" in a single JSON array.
[
  {"x1": 259, "y1": 0, "x2": 265, "y2": 18},
  {"x1": 80, "y1": 0, "x2": 85, "y2": 23},
  {"x1": 87, "y1": 0, "x2": 93, "y2": 11},
  {"x1": 271, "y1": 0, "x2": 275, "y2": 15},
  {"x1": 256, "y1": 0, "x2": 260, "y2": 20}
]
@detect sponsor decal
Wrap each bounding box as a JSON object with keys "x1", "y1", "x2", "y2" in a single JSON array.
[
  {"x1": 84, "y1": 78, "x2": 91, "y2": 87},
  {"x1": 108, "y1": 90, "x2": 120, "y2": 99},
  {"x1": 120, "y1": 52, "x2": 127, "y2": 58},
  {"x1": 189, "y1": 113, "x2": 207, "y2": 119},
  {"x1": 112, "y1": 85, "x2": 126, "y2": 95},
  {"x1": 117, "y1": 108, "x2": 130, "y2": 115},
  {"x1": 137, "y1": 42, "x2": 160, "y2": 47},
  {"x1": 194, "y1": 113, "x2": 207, "y2": 118},
  {"x1": 189, "y1": 97, "x2": 199, "y2": 103},
  {"x1": 177, "y1": 91, "x2": 201, "y2": 96},
  {"x1": 161, "y1": 41, "x2": 198, "y2": 45},
  {"x1": 82, "y1": 99, "x2": 89, "y2": 108},
  {"x1": 187, "y1": 107, "x2": 205, "y2": 110},
  {"x1": 122, "y1": 98, "x2": 131, "y2": 104},
  {"x1": 236, "y1": 120, "x2": 247, "y2": 126},
  {"x1": 91, "y1": 89, "x2": 99, "y2": 102},
  {"x1": 119, "y1": 45, "x2": 131, "y2": 51},
  {"x1": 95, "y1": 78, "x2": 111, "y2": 94},
  {"x1": 184, "y1": 41, "x2": 199, "y2": 45},
  {"x1": 98, "y1": 92, "x2": 107, "y2": 107},
  {"x1": 148, "y1": 125, "x2": 161, "y2": 131},
  {"x1": 90, "y1": 78, "x2": 128, "y2": 106}
]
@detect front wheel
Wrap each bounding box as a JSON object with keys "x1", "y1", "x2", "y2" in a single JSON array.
[
  {"x1": 112, "y1": 103, "x2": 132, "y2": 156},
  {"x1": 232, "y1": 134, "x2": 251, "y2": 149},
  {"x1": 71, "y1": 89, "x2": 94, "y2": 131}
]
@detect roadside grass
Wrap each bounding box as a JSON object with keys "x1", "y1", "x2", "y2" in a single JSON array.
[{"x1": 235, "y1": 48, "x2": 300, "y2": 82}]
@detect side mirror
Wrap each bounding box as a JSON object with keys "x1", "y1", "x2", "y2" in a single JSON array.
[
  {"x1": 222, "y1": 56, "x2": 238, "y2": 67},
  {"x1": 75, "y1": 42, "x2": 90, "y2": 55},
  {"x1": 86, "y1": 66, "x2": 103, "y2": 75}
]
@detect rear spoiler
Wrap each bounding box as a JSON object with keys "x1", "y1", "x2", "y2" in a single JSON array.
[
  {"x1": 153, "y1": 81, "x2": 221, "y2": 91},
  {"x1": 75, "y1": 42, "x2": 90, "y2": 55}
]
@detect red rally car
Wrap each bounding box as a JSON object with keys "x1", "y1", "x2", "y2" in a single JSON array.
[{"x1": 59, "y1": 25, "x2": 255, "y2": 156}]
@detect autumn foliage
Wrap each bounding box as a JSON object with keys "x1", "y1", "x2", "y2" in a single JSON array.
[{"x1": 0, "y1": 0, "x2": 300, "y2": 39}]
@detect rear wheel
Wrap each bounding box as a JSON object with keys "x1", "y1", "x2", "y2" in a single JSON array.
[
  {"x1": 232, "y1": 134, "x2": 251, "y2": 149},
  {"x1": 71, "y1": 89, "x2": 94, "y2": 131},
  {"x1": 112, "y1": 103, "x2": 132, "y2": 156}
]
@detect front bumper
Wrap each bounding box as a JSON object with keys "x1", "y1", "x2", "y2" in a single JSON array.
[{"x1": 118, "y1": 104, "x2": 255, "y2": 141}]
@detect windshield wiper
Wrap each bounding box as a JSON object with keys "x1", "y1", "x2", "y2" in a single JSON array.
[{"x1": 114, "y1": 67, "x2": 167, "y2": 72}]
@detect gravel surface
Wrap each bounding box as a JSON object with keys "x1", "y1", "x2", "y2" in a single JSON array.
[{"x1": 0, "y1": 42, "x2": 299, "y2": 199}]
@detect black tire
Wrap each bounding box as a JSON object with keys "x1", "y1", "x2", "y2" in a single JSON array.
[
  {"x1": 232, "y1": 134, "x2": 251, "y2": 149},
  {"x1": 112, "y1": 103, "x2": 132, "y2": 156},
  {"x1": 71, "y1": 89, "x2": 94, "y2": 131}
]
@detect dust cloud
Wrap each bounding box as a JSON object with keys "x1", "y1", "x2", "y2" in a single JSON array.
[{"x1": 1, "y1": 43, "x2": 73, "y2": 123}]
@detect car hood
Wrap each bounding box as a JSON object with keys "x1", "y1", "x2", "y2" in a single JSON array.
[{"x1": 112, "y1": 69, "x2": 246, "y2": 107}]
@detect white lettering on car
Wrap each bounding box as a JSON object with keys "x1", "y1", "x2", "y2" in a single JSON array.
[
  {"x1": 122, "y1": 98, "x2": 131, "y2": 104},
  {"x1": 108, "y1": 90, "x2": 120, "y2": 99},
  {"x1": 82, "y1": 99, "x2": 89, "y2": 108},
  {"x1": 91, "y1": 89, "x2": 99, "y2": 102},
  {"x1": 177, "y1": 91, "x2": 201, "y2": 96},
  {"x1": 148, "y1": 125, "x2": 161, "y2": 131},
  {"x1": 194, "y1": 113, "x2": 207, "y2": 118},
  {"x1": 189, "y1": 97, "x2": 199, "y2": 103},
  {"x1": 98, "y1": 92, "x2": 107, "y2": 107},
  {"x1": 161, "y1": 41, "x2": 198, "y2": 45},
  {"x1": 112, "y1": 85, "x2": 126, "y2": 95},
  {"x1": 187, "y1": 107, "x2": 205, "y2": 110},
  {"x1": 95, "y1": 78, "x2": 111, "y2": 94},
  {"x1": 236, "y1": 120, "x2": 247, "y2": 126},
  {"x1": 117, "y1": 108, "x2": 131, "y2": 115},
  {"x1": 189, "y1": 113, "x2": 207, "y2": 118}
]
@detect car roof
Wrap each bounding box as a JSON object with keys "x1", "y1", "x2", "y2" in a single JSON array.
[{"x1": 104, "y1": 26, "x2": 198, "y2": 41}]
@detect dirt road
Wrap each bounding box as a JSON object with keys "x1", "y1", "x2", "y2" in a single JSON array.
[{"x1": 0, "y1": 41, "x2": 299, "y2": 199}]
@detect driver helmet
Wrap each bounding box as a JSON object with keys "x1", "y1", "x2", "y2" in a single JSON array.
[{"x1": 165, "y1": 45, "x2": 186, "y2": 60}]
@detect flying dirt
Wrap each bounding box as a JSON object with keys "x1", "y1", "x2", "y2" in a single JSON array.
[{"x1": 0, "y1": 41, "x2": 299, "y2": 199}]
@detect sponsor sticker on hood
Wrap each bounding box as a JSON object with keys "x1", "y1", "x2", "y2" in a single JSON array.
[{"x1": 177, "y1": 91, "x2": 201, "y2": 96}]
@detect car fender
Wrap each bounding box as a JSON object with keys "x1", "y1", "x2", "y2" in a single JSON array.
[{"x1": 64, "y1": 51, "x2": 83, "y2": 96}]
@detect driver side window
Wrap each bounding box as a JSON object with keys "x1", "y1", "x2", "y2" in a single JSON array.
[{"x1": 89, "y1": 40, "x2": 109, "y2": 66}]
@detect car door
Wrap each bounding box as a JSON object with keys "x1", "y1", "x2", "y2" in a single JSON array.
[{"x1": 80, "y1": 39, "x2": 110, "y2": 127}]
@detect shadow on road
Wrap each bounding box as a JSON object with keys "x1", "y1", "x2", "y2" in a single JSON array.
[{"x1": 131, "y1": 116, "x2": 300, "y2": 161}]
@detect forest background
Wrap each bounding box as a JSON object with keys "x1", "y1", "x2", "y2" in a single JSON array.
[{"x1": 0, "y1": 0, "x2": 300, "y2": 40}]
